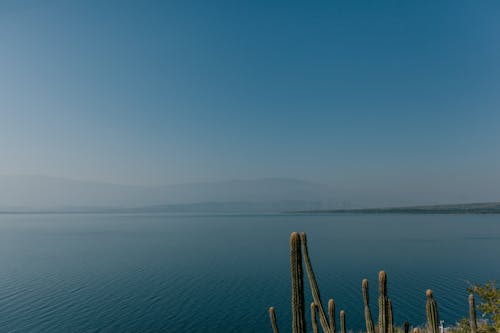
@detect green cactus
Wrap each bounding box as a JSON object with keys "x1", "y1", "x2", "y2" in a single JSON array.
[
  {"x1": 268, "y1": 307, "x2": 280, "y2": 333},
  {"x1": 469, "y1": 294, "x2": 478, "y2": 333},
  {"x1": 328, "y1": 299, "x2": 336, "y2": 333},
  {"x1": 378, "y1": 271, "x2": 389, "y2": 333},
  {"x1": 290, "y1": 232, "x2": 305, "y2": 333},
  {"x1": 387, "y1": 298, "x2": 394, "y2": 333},
  {"x1": 403, "y1": 321, "x2": 409, "y2": 333},
  {"x1": 340, "y1": 310, "x2": 346, "y2": 333},
  {"x1": 311, "y1": 303, "x2": 320, "y2": 333},
  {"x1": 267, "y1": 233, "x2": 483, "y2": 333},
  {"x1": 300, "y1": 232, "x2": 332, "y2": 333},
  {"x1": 362, "y1": 279, "x2": 375, "y2": 333},
  {"x1": 425, "y1": 289, "x2": 439, "y2": 333}
]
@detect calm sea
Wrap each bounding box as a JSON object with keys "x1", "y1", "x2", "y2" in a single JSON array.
[{"x1": 0, "y1": 213, "x2": 498, "y2": 332}]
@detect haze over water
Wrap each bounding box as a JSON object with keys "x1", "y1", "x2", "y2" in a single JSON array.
[
  {"x1": 1, "y1": 1, "x2": 500, "y2": 199},
  {"x1": 1, "y1": 213, "x2": 498, "y2": 332}
]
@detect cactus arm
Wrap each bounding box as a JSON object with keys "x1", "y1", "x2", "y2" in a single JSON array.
[
  {"x1": 362, "y1": 279, "x2": 375, "y2": 333},
  {"x1": 300, "y1": 233, "x2": 332, "y2": 333},
  {"x1": 340, "y1": 310, "x2": 346, "y2": 333},
  {"x1": 387, "y1": 298, "x2": 394, "y2": 333},
  {"x1": 311, "y1": 303, "x2": 320, "y2": 333},
  {"x1": 328, "y1": 299, "x2": 336, "y2": 333},
  {"x1": 378, "y1": 271, "x2": 388, "y2": 333},
  {"x1": 469, "y1": 294, "x2": 478, "y2": 333},
  {"x1": 269, "y1": 307, "x2": 280, "y2": 333},
  {"x1": 290, "y1": 232, "x2": 306, "y2": 333}
]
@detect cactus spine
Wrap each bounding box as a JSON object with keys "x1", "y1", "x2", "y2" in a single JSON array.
[
  {"x1": 328, "y1": 299, "x2": 336, "y2": 333},
  {"x1": 403, "y1": 321, "x2": 409, "y2": 333},
  {"x1": 387, "y1": 298, "x2": 394, "y2": 333},
  {"x1": 290, "y1": 232, "x2": 305, "y2": 333},
  {"x1": 426, "y1": 290, "x2": 439, "y2": 333},
  {"x1": 311, "y1": 303, "x2": 320, "y2": 333},
  {"x1": 469, "y1": 294, "x2": 478, "y2": 333},
  {"x1": 340, "y1": 310, "x2": 346, "y2": 333},
  {"x1": 300, "y1": 232, "x2": 332, "y2": 333},
  {"x1": 378, "y1": 271, "x2": 389, "y2": 333},
  {"x1": 269, "y1": 307, "x2": 280, "y2": 333},
  {"x1": 362, "y1": 279, "x2": 375, "y2": 333}
]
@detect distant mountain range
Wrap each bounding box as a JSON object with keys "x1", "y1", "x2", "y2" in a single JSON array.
[
  {"x1": 0, "y1": 175, "x2": 343, "y2": 212},
  {"x1": 1, "y1": 175, "x2": 499, "y2": 213}
]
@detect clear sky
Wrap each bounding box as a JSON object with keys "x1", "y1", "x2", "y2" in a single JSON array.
[{"x1": 1, "y1": 1, "x2": 499, "y2": 199}]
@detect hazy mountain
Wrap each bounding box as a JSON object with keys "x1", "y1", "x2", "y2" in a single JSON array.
[
  {"x1": 2, "y1": 175, "x2": 497, "y2": 213},
  {"x1": 0, "y1": 175, "x2": 344, "y2": 212}
]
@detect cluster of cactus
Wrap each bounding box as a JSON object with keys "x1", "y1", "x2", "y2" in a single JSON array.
[
  {"x1": 268, "y1": 232, "x2": 481, "y2": 333},
  {"x1": 269, "y1": 232, "x2": 341, "y2": 333},
  {"x1": 361, "y1": 272, "x2": 395, "y2": 333}
]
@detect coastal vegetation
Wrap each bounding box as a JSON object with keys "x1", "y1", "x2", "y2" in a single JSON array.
[
  {"x1": 448, "y1": 282, "x2": 499, "y2": 333},
  {"x1": 268, "y1": 232, "x2": 498, "y2": 333}
]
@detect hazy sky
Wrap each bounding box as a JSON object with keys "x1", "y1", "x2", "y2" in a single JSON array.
[{"x1": 1, "y1": 1, "x2": 499, "y2": 195}]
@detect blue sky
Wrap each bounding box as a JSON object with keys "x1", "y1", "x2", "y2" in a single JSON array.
[{"x1": 1, "y1": 1, "x2": 499, "y2": 198}]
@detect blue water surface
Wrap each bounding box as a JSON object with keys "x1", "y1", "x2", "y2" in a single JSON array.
[{"x1": 0, "y1": 213, "x2": 498, "y2": 332}]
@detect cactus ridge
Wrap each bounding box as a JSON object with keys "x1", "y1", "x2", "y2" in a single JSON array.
[
  {"x1": 362, "y1": 279, "x2": 375, "y2": 333},
  {"x1": 290, "y1": 232, "x2": 305, "y2": 333},
  {"x1": 300, "y1": 232, "x2": 332, "y2": 333},
  {"x1": 426, "y1": 290, "x2": 439, "y2": 333}
]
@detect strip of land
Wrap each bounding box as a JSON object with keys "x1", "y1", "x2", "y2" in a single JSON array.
[{"x1": 290, "y1": 202, "x2": 500, "y2": 214}]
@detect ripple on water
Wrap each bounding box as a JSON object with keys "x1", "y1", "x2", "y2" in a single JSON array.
[{"x1": 0, "y1": 213, "x2": 499, "y2": 332}]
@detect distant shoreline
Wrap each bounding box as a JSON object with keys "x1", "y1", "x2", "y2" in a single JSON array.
[
  {"x1": 2, "y1": 201, "x2": 500, "y2": 215},
  {"x1": 289, "y1": 202, "x2": 500, "y2": 214}
]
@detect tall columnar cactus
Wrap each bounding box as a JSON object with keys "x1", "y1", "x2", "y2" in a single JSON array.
[
  {"x1": 387, "y1": 298, "x2": 394, "y2": 333},
  {"x1": 311, "y1": 303, "x2": 320, "y2": 333},
  {"x1": 268, "y1": 307, "x2": 280, "y2": 333},
  {"x1": 378, "y1": 271, "x2": 389, "y2": 333},
  {"x1": 426, "y1": 289, "x2": 439, "y2": 333},
  {"x1": 328, "y1": 299, "x2": 336, "y2": 333},
  {"x1": 469, "y1": 294, "x2": 478, "y2": 333},
  {"x1": 268, "y1": 233, "x2": 480, "y2": 333},
  {"x1": 340, "y1": 310, "x2": 346, "y2": 333},
  {"x1": 300, "y1": 232, "x2": 332, "y2": 333},
  {"x1": 403, "y1": 321, "x2": 409, "y2": 333},
  {"x1": 362, "y1": 279, "x2": 375, "y2": 333},
  {"x1": 290, "y1": 232, "x2": 305, "y2": 333}
]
